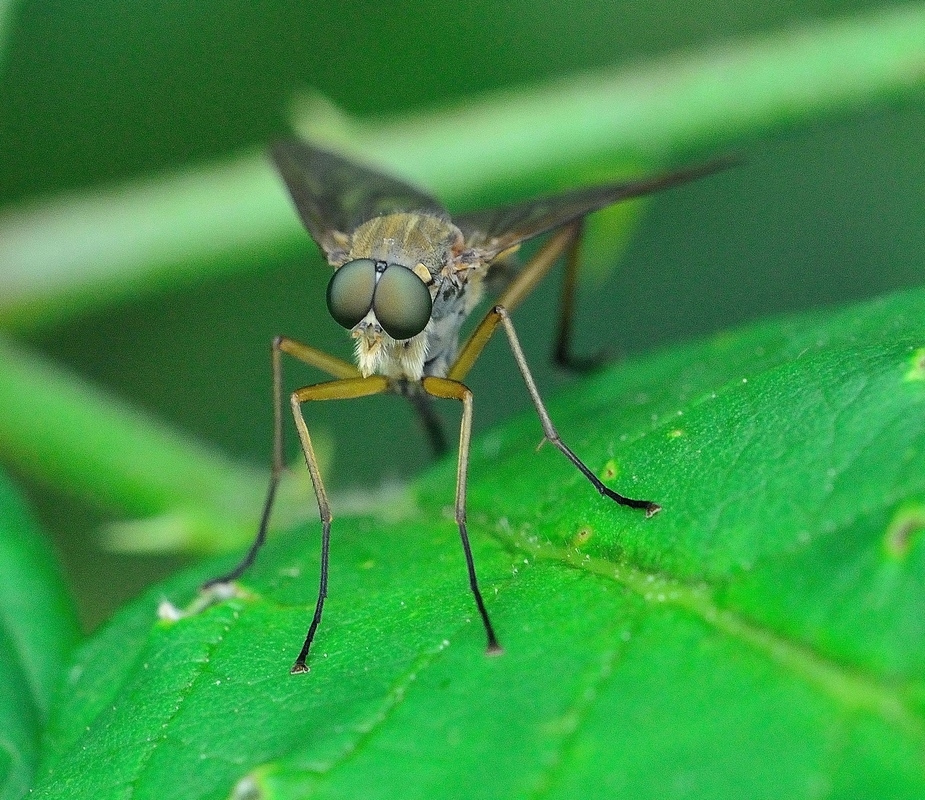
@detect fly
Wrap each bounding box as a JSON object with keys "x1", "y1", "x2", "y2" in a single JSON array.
[{"x1": 204, "y1": 139, "x2": 731, "y2": 673}]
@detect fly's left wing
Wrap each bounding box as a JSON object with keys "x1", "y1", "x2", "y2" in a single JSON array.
[
  {"x1": 454, "y1": 157, "x2": 736, "y2": 259},
  {"x1": 271, "y1": 140, "x2": 449, "y2": 258}
]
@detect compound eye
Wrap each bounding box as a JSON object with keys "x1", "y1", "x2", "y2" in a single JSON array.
[
  {"x1": 326, "y1": 259, "x2": 376, "y2": 329},
  {"x1": 373, "y1": 265, "x2": 433, "y2": 340}
]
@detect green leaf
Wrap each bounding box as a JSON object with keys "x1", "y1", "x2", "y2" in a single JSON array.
[
  {"x1": 0, "y1": 471, "x2": 80, "y2": 800},
  {"x1": 34, "y1": 286, "x2": 925, "y2": 799}
]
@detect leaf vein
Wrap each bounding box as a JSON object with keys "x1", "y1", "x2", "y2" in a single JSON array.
[{"x1": 501, "y1": 532, "x2": 925, "y2": 741}]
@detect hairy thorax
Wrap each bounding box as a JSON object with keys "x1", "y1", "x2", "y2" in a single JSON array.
[{"x1": 335, "y1": 213, "x2": 489, "y2": 381}]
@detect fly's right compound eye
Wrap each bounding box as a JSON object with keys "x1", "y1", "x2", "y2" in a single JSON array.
[
  {"x1": 326, "y1": 258, "x2": 377, "y2": 329},
  {"x1": 373, "y1": 265, "x2": 433, "y2": 341}
]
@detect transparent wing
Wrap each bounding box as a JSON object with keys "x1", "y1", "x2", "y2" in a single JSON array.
[
  {"x1": 454, "y1": 157, "x2": 736, "y2": 259},
  {"x1": 270, "y1": 140, "x2": 449, "y2": 257}
]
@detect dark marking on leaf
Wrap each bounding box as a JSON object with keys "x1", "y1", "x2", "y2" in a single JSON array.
[{"x1": 884, "y1": 504, "x2": 925, "y2": 558}]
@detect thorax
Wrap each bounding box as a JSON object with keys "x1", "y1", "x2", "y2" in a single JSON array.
[{"x1": 338, "y1": 213, "x2": 488, "y2": 381}]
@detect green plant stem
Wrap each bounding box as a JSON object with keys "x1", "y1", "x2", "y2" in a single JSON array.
[
  {"x1": 310, "y1": 4, "x2": 925, "y2": 196},
  {"x1": 1, "y1": 4, "x2": 924, "y2": 329},
  {"x1": 0, "y1": 335, "x2": 285, "y2": 550}
]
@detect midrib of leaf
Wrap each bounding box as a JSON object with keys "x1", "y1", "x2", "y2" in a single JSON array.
[{"x1": 492, "y1": 527, "x2": 924, "y2": 741}]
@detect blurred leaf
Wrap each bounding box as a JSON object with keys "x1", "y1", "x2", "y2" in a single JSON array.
[
  {"x1": 32, "y1": 285, "x2": 925, "y2": 799},
  {"x1": 0, "y1": 470, "x2": 80, "y2": 800}
]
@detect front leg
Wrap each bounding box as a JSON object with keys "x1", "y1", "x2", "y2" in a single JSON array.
[
  {"x1": 449, "y1": 305, "x2": 660, "y2": 516},
  {"x1": 287, "y1": 375, "x2": 390, "y2": 674},
  {"x1": 203, "y1": 335, "x2": 362, "y2": 589},
  {"x1": 422, "y1": 376, "x2": 502, "y2": 654}
]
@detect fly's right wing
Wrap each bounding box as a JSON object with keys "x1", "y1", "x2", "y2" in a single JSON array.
[{"x1": 454, "y1": 157, "x2": 737, "y2": 261}]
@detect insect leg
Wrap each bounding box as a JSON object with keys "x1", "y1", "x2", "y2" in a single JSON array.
[
  {"x1": 451, "y1": 225, "x2": 577, "y2": 382},
  {"x1": 276, "y1": 335, "x2": 364, "y2": 381},
  {"x1": 422, "y1": 376, "x2": 502, "y2": 654},
  {"x1": 552, "y1": 218, "x2": 610, "y2": 371},
  {"x1": 406, "y1": 391, "x2": 449, "y2": 457},
  {"x1": 489, "y1": 218, "x2": 605, "y2": 371},
  {"x1": 491, "y1": 224, "x2": 578, "y2": 315},
  {"x1": 288, "y1": 375, "x2": 391, "y2": 674},
  {"x1": 204, "y1": 337, "x2": 362, "y2": 589},
  {"x1": 450, "y1": 305, "x2": 660, "y2": 516}
]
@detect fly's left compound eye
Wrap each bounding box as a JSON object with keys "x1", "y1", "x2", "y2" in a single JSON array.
[
  {"x1": 326, "y1": 258, "x2": 377, "y2": 330},
  {"x1": 373, "y1": 265, "x2": 433, "y2": 341}
]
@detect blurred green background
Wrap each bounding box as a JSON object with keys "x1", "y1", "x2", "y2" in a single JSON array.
[{"x1": 1, "y1": 0, "x2": 923, "y2": 628}]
